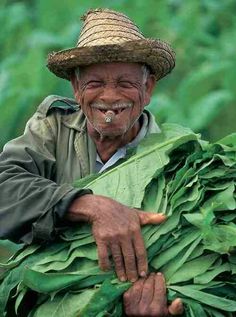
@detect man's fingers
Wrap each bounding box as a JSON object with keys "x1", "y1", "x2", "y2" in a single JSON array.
[
  {"x1": 138, "y1": 211, "x2": 166, "y2": 226},
  {"x1": 168, "y1": 298, "x2": 184, "y2": 316},
  {"x1": 123, "y1": 279, "x2": 145, "y2": 316},
  {"x1": 97, "y1": 241, "x2": 111, "y2": 271},
  {"x1": 110, "y1": 243, "x2": 127, "y2": 281},
  {"x1": 140, "y1": 273, "x2": 155, "y2": 305},
  {"x1": 133, "y1": 231, "x2": 148, "y2": 277},
  {"x1": 153, "y1": 272, "x2": 167, "y2": 307},
  {"x1": 124, "y1": 278, "x2": 145, "y2": 306},
  {"x1": 121, "y1": 239, "x2": 138, "y2": 282}
]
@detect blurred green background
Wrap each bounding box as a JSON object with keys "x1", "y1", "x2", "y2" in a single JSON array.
[{"x1": 0, "y1": 0, "x2": 236, "y2": 151}]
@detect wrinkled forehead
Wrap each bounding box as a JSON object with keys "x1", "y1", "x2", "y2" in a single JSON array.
[{"x1": 77, "y1": 62, "x2": 144, "y2": 80}]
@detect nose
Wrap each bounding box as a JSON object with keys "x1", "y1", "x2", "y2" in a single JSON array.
[{"x1": 99, "y1": 83, "x2": 121, "y2": 104}]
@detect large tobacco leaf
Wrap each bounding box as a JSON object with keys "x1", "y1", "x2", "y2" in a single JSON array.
[
  {"x1": 0, "y1": 125, "x2": 236, "y2": 317},
  {"x1": 74, "y1": 123, "x2": 200, "y2": 208}
]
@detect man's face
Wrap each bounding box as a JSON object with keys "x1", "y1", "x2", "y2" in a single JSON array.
[{"x1": 72, "y1": 62, "x2": 155, "y2": 138}]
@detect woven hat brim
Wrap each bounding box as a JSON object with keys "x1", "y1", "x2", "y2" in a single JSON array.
[{"x1": 47, "y1": 39, "x2": 175, "y2": 81}]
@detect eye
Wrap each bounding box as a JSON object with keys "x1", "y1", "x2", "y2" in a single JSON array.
[
  {"x1": 86, "y1": 81, "x2": 104, "y2": 89},
  {"x1": 118, "y1": 81, "x2": 134, "y2": 89}
]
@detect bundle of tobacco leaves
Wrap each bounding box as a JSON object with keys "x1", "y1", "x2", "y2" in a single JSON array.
[{"x1": 0, "y1": 124, "x2": 236, "y2": 317}]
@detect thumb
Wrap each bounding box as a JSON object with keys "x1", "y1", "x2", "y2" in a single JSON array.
[
  {"x1": 137, "y1": 211, "x2": 167, "y2": 226},
  {"x1": 168, "y1": 298, "x2": 184, "y2": 316}
]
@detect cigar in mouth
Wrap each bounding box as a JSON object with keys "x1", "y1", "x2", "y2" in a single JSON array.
[{"x1": 104, "y1": 110, "x2": 116, "y2": 123}]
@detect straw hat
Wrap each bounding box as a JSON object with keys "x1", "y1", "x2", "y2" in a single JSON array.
[{"x1": 47, "y1": 8, "x2": 175, "y2": 81}]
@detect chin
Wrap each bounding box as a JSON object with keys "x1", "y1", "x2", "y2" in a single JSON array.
[{"x1": 95, "y1": 124, "x2": 129, "y2": 138}]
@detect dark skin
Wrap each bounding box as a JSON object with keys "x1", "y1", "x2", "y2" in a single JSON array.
[
  {"x1": 71, "y1": 62, "x2": 156, "y2": 161},
  {"x1": 124, "y1": 273, "x2": 184, "y2": 317},
  {"x1": 68, "y1": 194, "x2": 166, "y2": 282},
  {"x1": 67, "y1": 62, "x2": 183, "y2": 314},
  {"x1": 68, "y1": 62, "x2": 166, "y2": 282}
]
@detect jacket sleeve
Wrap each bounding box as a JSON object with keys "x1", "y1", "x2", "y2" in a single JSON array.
[{"x1": 0, "y1": 105, "x2": 91, "y2": 244}]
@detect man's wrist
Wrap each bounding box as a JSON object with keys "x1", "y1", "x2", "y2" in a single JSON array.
[
  {"x1": 66, "y1": 193, "x2": 95, "y2": 223},
  {"x1": 55, "y1": 188, "x2": 92, "y2": 220}
]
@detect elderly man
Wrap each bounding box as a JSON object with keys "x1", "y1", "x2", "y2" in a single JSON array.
[{"x1": 0, "y1": 9, "x2": 183, "y2": 316}]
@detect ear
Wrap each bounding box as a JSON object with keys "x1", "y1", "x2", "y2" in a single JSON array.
[
  {"x1": 70, "y1": 72, "x2": 81, "y2": 103},
  {"x1": 143, "y1": 74, "x2": 156, "y2": 106}
]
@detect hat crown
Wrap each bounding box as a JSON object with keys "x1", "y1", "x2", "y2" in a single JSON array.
[
  {"x1": 77, "y1": 9, "x2": 145, "y2": 48},
  {"x1": 47, "y1": 8, "x2": 175, "y2": 81}
]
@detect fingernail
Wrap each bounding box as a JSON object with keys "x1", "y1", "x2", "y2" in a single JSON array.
[
  {"x1": 140, "y1": 271, "x2": 147, "y2": 277},
  {"x1": 120, "y1": 276, "x2": 127, "y2": 282},
  {"x1": 131, "y1": 277, "x2": 137, "y2": 283},
  {"x1": 157, "y1": 272, "x2": 165, "y2": 282},
  {"x1": 169, "y1": 298, "x2": 184, "y2": 315}
]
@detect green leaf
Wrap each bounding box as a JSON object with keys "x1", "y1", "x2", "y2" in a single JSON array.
[
  {"x1": 74, "y1": 124, "x2": 199, "y2": 208},
  {"x1": 194, "y1": 262, "x2": 230, "y2": 284},
  {"x1": 151, "y1": 230, "x2": 200, "y2": 269},
  {"x1": 144, "y1": 210, "x2": 181, "y2": 248},
  {"x1": 169, "y1": 285, "x2": 236, "y2": 311},
  {"x1": 142, "y1": 174, "x2": 165, "y2": 212},
  {"x1": 22, "y1": 267, "x2": 113, "y2": 293},
  {"x1": 163, "y1": 236, "x2": 202, "y2": 281},
  {"x1": 169, "y1": 254, "x2": 219, "y2": 284},
  {"x1": 80, "y1": 279, "x2": 130, "y2": 316},
  {"x1": 32, "y1": 289, "x2": 96, "y2": 317},
  {"x1": 202, "y1": 183, "x2": 236, "y2": 211}
]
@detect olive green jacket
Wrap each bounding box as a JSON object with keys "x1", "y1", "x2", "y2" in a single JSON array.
[{"x1": 0, "y1": 95, "x2": 160, "y2": 244}]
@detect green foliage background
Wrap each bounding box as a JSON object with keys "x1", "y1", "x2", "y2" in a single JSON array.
[{"x1": 1, "y1": 0, "x2": 236, "y2": 150}]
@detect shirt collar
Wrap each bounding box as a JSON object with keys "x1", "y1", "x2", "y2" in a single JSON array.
[{"x1": 96, "y1": 112, "x2": 149, "y2": 173}]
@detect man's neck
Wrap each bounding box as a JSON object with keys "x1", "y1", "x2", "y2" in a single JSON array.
[{"x1": 87, "y1": 121, "x2": 140, "y2": 163}]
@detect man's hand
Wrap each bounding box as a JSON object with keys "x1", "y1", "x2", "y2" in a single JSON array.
[
  {"x1": 67, "y1": 194, "x2": 166, "y2": 282},
  {"x1": 123, "y1": 273, "x2": 184, "y2": 316}
]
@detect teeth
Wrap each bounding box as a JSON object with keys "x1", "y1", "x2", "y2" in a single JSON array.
[
  {"x1": 97, "y1": 108, "x2": 126, "y2": 114},
  {"x1": 105, "y1": 110, "x2": 116, "y2": 116}
]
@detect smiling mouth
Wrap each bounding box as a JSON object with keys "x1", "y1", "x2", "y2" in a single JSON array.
[
  {"x1": 98, "y1": 108, "x2": 127, "y2": 115},
  {"x1": 91, "y1": 101, "x2": 133, "y2": 115}
]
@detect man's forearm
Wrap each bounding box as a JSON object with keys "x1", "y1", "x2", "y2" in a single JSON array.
[{"x1": 0, "y1": 134, "x2": 91, "y2": 244}]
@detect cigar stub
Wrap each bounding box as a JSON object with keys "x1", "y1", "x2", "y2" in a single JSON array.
[{"x1": 104, "y1": 110, "x2": 115, "y2": 123}]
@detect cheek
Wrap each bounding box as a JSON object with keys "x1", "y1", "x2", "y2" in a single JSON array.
[
  {"x1": 120, "y1": 91, "x2": 145, "y2": 123},
  {"x1": 129, "y1": 105, "x2": 144, "y2": 123},
  {"x1": 122, "y1": 90, "x2": 145, "y2": 109},
  {"x1": 79, "y1": 90, "x2": 97, "y2": 115},
  {"x1": 79, "y1": 87, "x2": 99, "y2": 105},
  {"x1": 133, "y1": 91, "x2": 145, "y2": 113}
]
